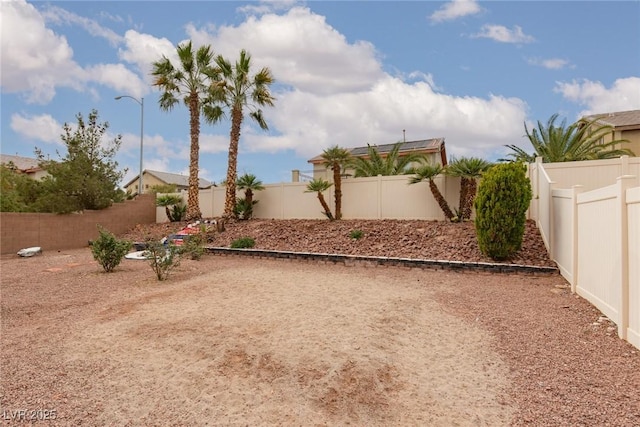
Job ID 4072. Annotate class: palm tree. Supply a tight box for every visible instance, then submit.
[504,114,634,163]
[235,173,264,219]
[305,178,334,220]
[321,145,352,220]
[351,143,427,177]
[236,173,264,207]
[207,49,275,218]
[408,162,455,221]
[446,156,492,221]
[151,41,217,221]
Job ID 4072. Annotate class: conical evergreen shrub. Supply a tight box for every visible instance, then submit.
[474,162,532,260]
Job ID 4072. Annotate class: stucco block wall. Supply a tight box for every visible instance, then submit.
[0,194,156,254]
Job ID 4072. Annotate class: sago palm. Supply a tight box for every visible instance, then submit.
[321,145,352,220]
[446,156,492,221]
[408,162,455,221]
[305,178,334,220]
[504,114,633,163]
[151,41,218,221]
[351,143,426,177]
[207,49,275,218]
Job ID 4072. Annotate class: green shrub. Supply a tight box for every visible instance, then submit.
[230,237,255,249]
[180,231,206,260]
[146,240,180,281]
[474,162,532,260]
[233,197,257,220]
[349,229,364,240]
[91,226,131,272]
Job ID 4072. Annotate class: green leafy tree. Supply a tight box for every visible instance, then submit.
[305,178,334,220]
[504,114,634,163]
[321,145,352,220]
[152,41,218,221]
[35,110,125,213]
[1,163,29,212]
[475,163,532,260]
[149,183,178,194]
[446,156,492,221]
[351,143,426,177]
[206,49,275,218]
[408,162,455,221]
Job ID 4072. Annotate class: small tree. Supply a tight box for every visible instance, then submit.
[235,173,265,220]
[475,163,532,260]
[446,156,492,221]
[157,194,186,222]
[146,240,181,281]
[321,145,351,220]
[408,162,455,221]
[91,226,131,272]
[351,143,426,177]
[305,178,334,220]
[35,110,125,213]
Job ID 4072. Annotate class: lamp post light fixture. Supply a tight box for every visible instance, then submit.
[115,95,144,195]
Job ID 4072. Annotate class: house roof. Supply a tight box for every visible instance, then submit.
[0,154,41,172]
[581,110,640,131]
[124,169,213,189]
[308,138,447,164]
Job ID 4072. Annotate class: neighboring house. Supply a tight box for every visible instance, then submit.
[580,110,640,156]
[123,169,213,195]
[306,138,447,181]
[0,154,48,180]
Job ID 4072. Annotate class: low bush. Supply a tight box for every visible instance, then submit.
[180,231,206,260]
[230,237,255,249]
[91,226,131,272]
[146,240,180,281]
[349,229,364,240]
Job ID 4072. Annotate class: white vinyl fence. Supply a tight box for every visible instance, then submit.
[530,156,640,349]
[158,174,461,222]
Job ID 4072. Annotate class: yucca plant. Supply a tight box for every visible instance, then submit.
[408,162,455,221]
[446,156,492,221]
[305,178,334,220]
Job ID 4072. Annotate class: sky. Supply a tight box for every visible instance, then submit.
[1,0,639,186]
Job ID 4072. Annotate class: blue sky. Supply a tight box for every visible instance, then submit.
[2,0,639,186]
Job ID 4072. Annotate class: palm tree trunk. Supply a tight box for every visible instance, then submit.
[245,188,253,206]
[463,179,478,220]
[458,177,469,221]
[333,164,342,220]
[224,106,243,218]
[429,179,454,220]
[186,94,202,221]
[317,193,334,220]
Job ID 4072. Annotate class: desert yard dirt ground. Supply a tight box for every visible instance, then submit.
[1,241,639,426]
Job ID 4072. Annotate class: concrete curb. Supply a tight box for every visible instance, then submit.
[205,247,559,275]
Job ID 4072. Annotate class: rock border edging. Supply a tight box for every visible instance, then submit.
[205,247,559,275]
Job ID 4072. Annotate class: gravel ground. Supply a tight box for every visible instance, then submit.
[1,219,639,426]
[121,218,556,267]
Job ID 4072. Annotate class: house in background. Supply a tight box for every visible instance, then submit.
[303,138,447,181]
[123,169,213,195]
[0,154,48,180]
[580,110,640,156]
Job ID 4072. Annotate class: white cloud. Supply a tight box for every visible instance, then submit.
[429,0,482,23]
[86,63,147,98]
[10,113,63,145]
[41,4,123,46]
[185,7,385,95]
[472,25,535,44]
[0,0,85,103]
[527,57,572,70]
[554,77,640,118]
[247,74,527,160]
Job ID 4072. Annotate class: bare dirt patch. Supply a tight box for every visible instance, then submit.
[1,220,639,426]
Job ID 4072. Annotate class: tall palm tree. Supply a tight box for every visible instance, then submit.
[305,178,334,220]
[321,145,352,220]
[408,162,455,221]
[151,41,217,221]
[236,173,264,207]
[207,49,275,218]
[504,114,634,163]
[351,143,427,177]
[446,156,492,221]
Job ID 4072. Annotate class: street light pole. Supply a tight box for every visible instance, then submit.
[115,95,144,195]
